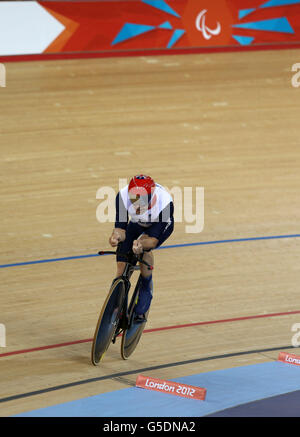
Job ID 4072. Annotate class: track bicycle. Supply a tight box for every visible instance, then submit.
[91,245,153,365]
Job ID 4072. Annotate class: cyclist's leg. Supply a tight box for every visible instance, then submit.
[138,235,155,274]
[134,221,174,319]
[134,235,154,317]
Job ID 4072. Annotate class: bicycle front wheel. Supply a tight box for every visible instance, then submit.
[91,279,126,365]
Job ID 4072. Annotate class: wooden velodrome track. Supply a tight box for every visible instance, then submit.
[1,48,300,417]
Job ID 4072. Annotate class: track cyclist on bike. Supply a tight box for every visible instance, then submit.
[109,175,174,323]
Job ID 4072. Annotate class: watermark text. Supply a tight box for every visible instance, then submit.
[291,323,300,347]
[0,64,6,88]
[0,324,6,347]
[96,179,204,234]
[291,63,300,88]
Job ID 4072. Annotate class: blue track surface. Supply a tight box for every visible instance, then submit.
[208,389,300,417]
[16,361,300,417]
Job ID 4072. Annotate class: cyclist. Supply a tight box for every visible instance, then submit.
[109,175,174,323]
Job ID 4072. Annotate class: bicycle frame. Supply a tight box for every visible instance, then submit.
[98,246,153,343]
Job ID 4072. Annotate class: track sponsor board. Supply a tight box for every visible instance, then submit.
[278,351,300,366]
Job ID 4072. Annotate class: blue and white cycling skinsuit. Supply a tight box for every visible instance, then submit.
[114,182,174,261]
[114,183,174,317]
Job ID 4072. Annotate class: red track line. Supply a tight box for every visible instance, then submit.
[0,338,92,358]
[144,310,300,333]
[1,310,299,358]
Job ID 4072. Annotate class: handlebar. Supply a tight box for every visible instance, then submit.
[98,246,154,271]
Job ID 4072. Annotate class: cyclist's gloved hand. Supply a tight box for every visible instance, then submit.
[109,236,120,247]
[132,239,143,255]
[109,229,126,247]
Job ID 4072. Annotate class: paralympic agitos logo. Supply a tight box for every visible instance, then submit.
[195,9,221,40]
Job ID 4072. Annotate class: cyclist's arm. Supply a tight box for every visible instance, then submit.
[139,236,159,250]
[132,235,158,255]
[115,192,128,229]
[109,228,126,247]
[146,202,174,239]
[133,202,174,253]
[109,193,128,247]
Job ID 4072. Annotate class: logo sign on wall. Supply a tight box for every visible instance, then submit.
[0,0,300,57]
[195,10,221,41]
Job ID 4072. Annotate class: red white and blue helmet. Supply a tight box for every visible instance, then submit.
[128,174,156,206]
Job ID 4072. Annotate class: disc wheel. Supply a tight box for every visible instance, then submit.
[91,279,125,365]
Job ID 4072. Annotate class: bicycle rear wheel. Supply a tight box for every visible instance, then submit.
[121,275,149,360]
[91,278,126,365]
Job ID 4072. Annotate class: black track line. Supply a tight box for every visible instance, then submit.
[0,344,296,404]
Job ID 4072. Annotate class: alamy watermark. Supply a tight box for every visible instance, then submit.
[0,323,6,347]
[96,178,204,234]
[291,63,300,88]
[0,64,6,88]
[291,323,300,347]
